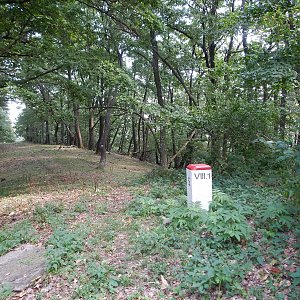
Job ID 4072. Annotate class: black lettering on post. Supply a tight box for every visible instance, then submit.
[194,173,206,179]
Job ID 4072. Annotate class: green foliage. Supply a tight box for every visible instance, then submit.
[33,202,65,225]
[75,262,120,298]
[168,205,204,230]
[46,228,86,273]
[94,202,108,215]
[0,220,37,255]
[128,168,298,298]
[0,284,13,300]
[179,249,251,297]
[0,107,15,143]
[257,201,295,232]
[205,208,251,243]
[290,268,300,286]
[127,195,180,217]
[210,189,236,211]
[73,200,88,213]
[133,226,179,256]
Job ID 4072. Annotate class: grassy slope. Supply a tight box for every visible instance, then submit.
[0,143,156,299]
[0,143,299,300]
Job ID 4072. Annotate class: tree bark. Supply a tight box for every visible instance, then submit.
[279,87,287,140]
[88,107,95,150]
[131,113,138,157]
[150,30,168,167]
[73,101,84,148]
[99,91,117,168]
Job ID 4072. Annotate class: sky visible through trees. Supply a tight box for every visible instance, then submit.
[0,1,299,298]
[0,0,299,168]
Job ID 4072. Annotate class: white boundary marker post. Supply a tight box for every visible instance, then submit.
[186,164,212,210]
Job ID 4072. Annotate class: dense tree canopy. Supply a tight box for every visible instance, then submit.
[0,0,299,171]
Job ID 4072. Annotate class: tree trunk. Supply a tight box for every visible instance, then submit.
[150,30,168,167]
[131,114,138,157]
[99,92,117,168]
[54,122,59,145]
[279,87,287,140]
[73,102,84,148]
[45,120,50,144]
[140,127,149,161]
[96,114,104,154]
[118,116,127,153]
[88,107,95,150]
[139,85,149,161]
[109,122,121,151]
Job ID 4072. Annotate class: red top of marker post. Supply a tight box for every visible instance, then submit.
[186,164,211,170]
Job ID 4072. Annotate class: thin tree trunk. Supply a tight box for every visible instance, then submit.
[67,70,83,148]
[99,92,117,168]
[96,114,104,154]
[138,85,149,160]
[73,102,84,148]
[88,107,95,150]
[45,120,50,144]
[54,123,59,145]
[279,87,287,139]
[131,114,138,157]
[109,122,121,151]
[119,116,127,153]
[127,136,133,155]
[140,127,149,161]
[151,30,168,167]
[60,121,64,144]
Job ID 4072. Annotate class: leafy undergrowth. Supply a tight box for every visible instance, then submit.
[0,143,299,299]
[126,169,300,299]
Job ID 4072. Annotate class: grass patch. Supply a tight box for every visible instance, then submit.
[0,220,38,255]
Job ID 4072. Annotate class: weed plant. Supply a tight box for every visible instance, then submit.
[33,202,65,226]
[46,227,88,273]
[0,284,12,300]
[126,168,299,298]
[74,262,120,298]
[0,220,37,255]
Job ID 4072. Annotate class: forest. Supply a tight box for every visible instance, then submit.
[0,0,299,299]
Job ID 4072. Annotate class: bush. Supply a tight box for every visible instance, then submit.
[205,208,251,243]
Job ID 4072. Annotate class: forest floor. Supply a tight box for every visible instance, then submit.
[0,143,299,300]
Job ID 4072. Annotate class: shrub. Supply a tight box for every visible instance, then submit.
[205,208,251,243]
[168,205,205,230]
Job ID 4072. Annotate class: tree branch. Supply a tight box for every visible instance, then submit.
[168,129,197,168]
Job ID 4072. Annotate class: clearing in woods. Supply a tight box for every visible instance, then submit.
[0,143,165,299]
[0,143,299,300]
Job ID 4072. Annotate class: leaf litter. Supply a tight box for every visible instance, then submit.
[0,143,299,299]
